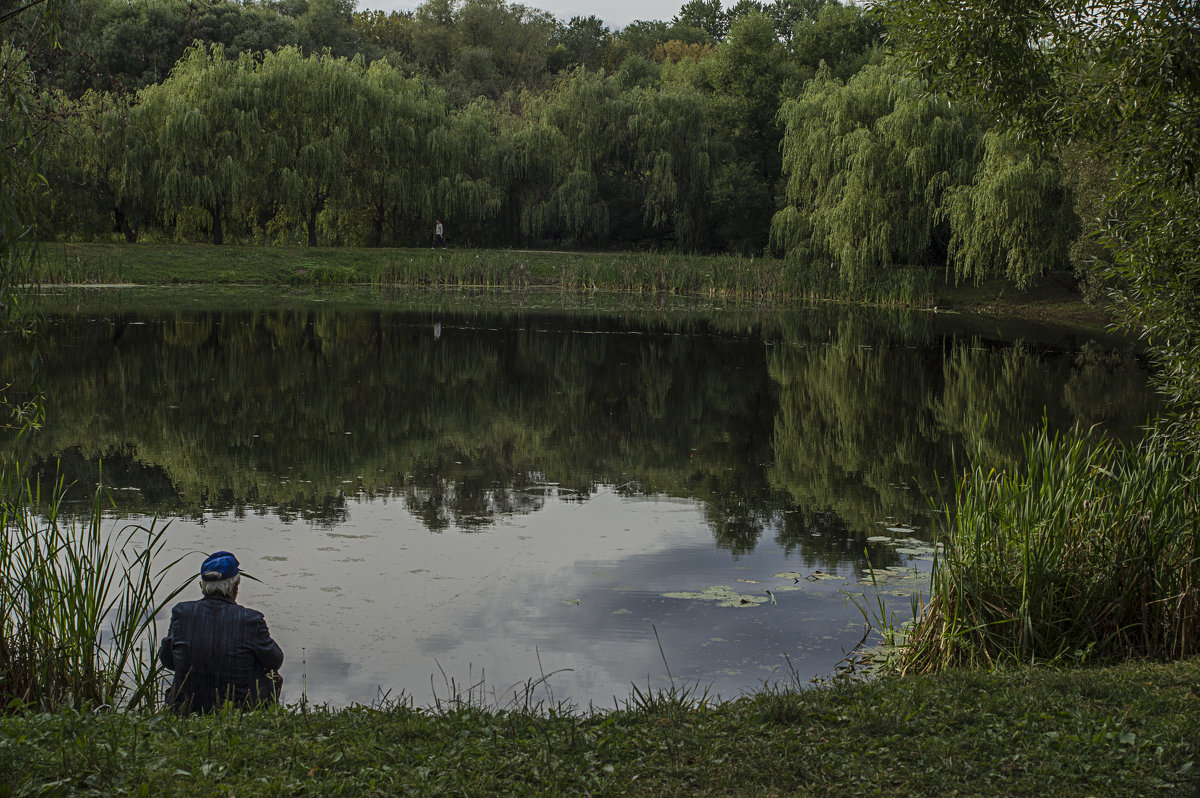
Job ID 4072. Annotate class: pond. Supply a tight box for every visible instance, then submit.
[3,286,1159,709]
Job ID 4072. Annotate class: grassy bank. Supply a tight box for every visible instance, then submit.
[2,660,1198,796]
[36,242,1100,317]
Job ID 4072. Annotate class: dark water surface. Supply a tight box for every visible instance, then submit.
[4,287,1159,707]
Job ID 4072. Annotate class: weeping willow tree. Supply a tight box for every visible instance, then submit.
[127,44,486,247]
[39,90,157,243]
[883,0,1200,448]
[773,56,1079,289]
[254,47,366,247]
[942,132,1075,288]
[336,61,448,246]
[431,98,503,245]
[772,59,981,286]
[135,45,260,245]
[503,68,619,244]
[625,82,715,249]
[0,42,44,429]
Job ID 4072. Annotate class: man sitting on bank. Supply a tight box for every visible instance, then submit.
[159,551,284,712]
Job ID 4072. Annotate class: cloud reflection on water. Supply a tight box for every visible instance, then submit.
[154,489,899,709]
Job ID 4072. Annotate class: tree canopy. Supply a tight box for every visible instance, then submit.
[882,0,1200,444]
[8,0,1148,298]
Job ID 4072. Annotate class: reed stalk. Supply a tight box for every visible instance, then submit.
[0,466,188,712]
[899,425,1200,673]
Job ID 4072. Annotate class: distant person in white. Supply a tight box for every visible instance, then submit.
[434,219,444,248]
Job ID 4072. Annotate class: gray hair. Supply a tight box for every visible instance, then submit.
[200,573,241,597]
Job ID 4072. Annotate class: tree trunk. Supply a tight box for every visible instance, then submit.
[371,204,386,248]
[211,203,225,246]
[307,204,319,247]
[113,207,138,243]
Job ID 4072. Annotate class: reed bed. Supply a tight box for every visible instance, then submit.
[44,242,941,306]
[37,249,129,284]
[899,426,1200,673]
[368,250,936,307]
[0,467,187,712]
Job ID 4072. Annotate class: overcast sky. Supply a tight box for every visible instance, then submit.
[356,0,700,30]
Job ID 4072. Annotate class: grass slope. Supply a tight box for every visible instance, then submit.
[2,660,1198,796]
[39,242,1108,320]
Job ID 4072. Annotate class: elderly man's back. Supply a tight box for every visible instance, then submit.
[159,551,284,713]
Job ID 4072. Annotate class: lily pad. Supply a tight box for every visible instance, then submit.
[716,595,769,608]
[661,584,773,608]
[807,571,844,581]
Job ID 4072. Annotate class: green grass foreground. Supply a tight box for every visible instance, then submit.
[2,661,1198,796]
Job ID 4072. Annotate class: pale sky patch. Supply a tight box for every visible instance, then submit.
[355,0,717,31]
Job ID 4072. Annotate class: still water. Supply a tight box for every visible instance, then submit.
[4,287,1159,708]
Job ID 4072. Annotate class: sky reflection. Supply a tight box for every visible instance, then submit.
[153,489,914,709]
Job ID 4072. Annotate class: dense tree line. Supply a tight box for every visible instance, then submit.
[15,0,1090,284]
[882,0,1200,450]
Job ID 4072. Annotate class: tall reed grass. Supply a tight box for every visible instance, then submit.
[38,249,128,284]
[0,467,187,712]
[900,425,1200,673]
[366,250,936,306]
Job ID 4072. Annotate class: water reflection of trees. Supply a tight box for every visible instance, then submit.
[2,304,1156,560]
[767,314,1159,550]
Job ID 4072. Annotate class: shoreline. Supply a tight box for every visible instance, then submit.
[38,240,1114,324]
[2,658,1197,794]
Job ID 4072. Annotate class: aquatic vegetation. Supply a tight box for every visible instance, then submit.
[662,585,770,607]
[899,426,1200,672]
[46,242,938,307]
[0,467,187,712]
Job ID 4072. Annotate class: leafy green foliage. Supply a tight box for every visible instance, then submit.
[28,0,308,96]
[881,0,1200,445]
[901,426,1200,671]
[0,469,188,712]
[674,0,728,40]
[136,45,259,245]
[943,132,1076,289]
[773,59,975,283]
[774,58,1074,288]
[0,37,49,429]
[16,0,1114,284]
[787,0,882,81]
[699,11,799,253]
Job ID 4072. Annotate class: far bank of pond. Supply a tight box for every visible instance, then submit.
[39,242,1109,326]
[2,285,1157,707]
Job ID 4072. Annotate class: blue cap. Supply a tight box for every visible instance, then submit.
[201,551,240,581]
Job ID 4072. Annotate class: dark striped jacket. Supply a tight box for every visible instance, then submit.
[159,593,284,712]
